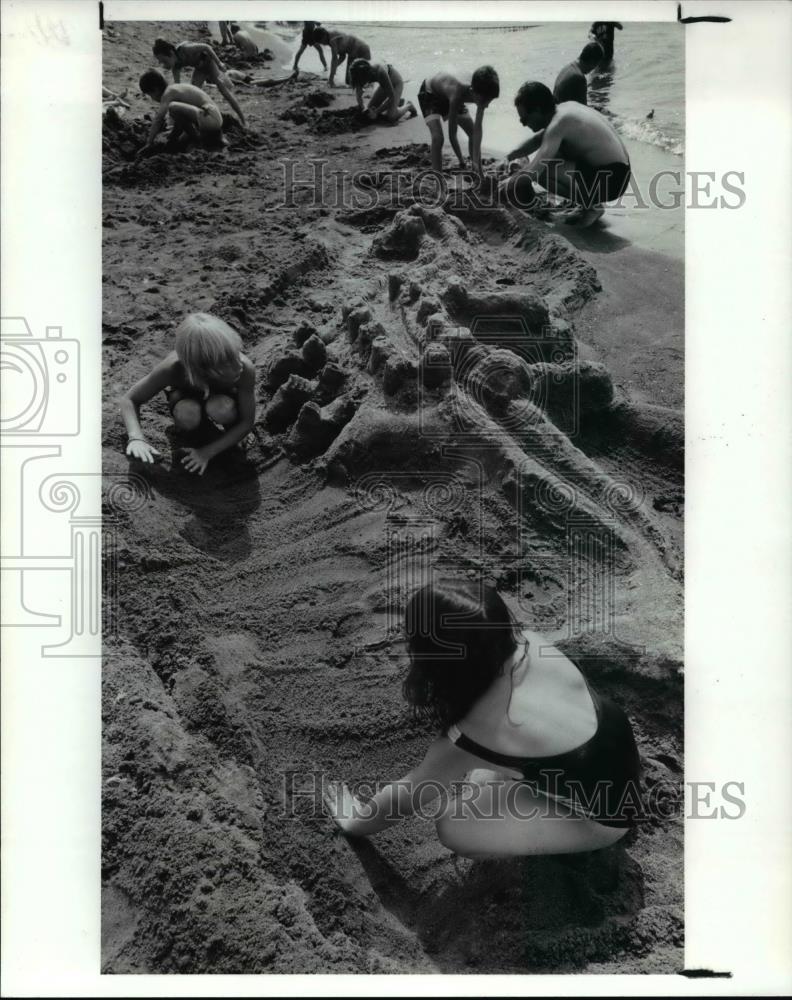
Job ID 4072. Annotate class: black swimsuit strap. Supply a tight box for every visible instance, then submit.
[447,665,603,769]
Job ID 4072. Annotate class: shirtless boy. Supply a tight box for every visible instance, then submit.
[553,42,604,105]
[292,21,330,78]
[502,81,631,227]
[417,68,500,176]
[349,59,417,123]
[312,27,371,87]
[137,69,225,154]
[230,24,259,58]
[152,38,247,128]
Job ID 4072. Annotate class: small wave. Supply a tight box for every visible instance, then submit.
[613,115,684,157]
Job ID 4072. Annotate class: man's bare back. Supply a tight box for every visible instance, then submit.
[553,63,587,105]
[551,101,628,167]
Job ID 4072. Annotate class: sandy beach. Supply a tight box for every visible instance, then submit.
[102,21,684,975]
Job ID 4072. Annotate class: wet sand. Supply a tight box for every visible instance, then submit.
[102,21,684,975]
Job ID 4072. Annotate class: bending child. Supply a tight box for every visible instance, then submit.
[137,70,225,153]
[312,27,371,87]
[324,581,642,856]
[152,37,247,128]
[417,68,499,176]
[348,59,416,123]
[292,21,329,79]
[120,313,256,476]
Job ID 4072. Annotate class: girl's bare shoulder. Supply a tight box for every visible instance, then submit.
[158,350,180,371]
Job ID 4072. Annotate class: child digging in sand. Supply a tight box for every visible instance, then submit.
[312,26,371,87]
[324,581,642,856]
[137,70,225,154]
[348,58,417,124]
[291,21,329,79]
[120,313,256,476]
[417,68,499,177]
[152,37,247,128]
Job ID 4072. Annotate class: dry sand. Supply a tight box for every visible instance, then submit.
[102,22,684,974]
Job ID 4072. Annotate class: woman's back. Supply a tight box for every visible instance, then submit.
[459,630,599,758]
[452,628,641,830]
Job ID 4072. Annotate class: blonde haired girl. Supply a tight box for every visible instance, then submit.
[119,313,255,475]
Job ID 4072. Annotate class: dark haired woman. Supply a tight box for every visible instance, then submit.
[324,581,641,857]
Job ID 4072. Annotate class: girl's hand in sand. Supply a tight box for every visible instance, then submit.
[323,780,360,834]
[126,438,160,463]
[181,447,211,475]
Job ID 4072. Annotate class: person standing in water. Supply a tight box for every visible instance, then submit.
[553,41,604,105]
[589,21,623,66]
[323,581,642,855]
